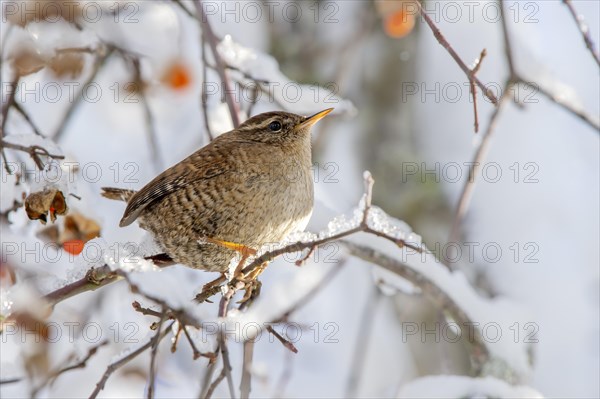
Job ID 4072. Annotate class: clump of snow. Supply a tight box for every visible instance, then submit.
[104,252,158,273]
[360,236,534,381]
[0,284,50,319]
[0,289,14,317]
[397,375,543,398]
[217,35,356,116]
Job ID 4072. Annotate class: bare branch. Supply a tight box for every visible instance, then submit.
[89,322,174,399]
[344,286,383,397]
[517,78,600,132]
[217,288,237,399]
[470,49,487,133]
[342,241,490,372]
[132,57,164,171]
[448,90,510,245]
[266,325,298,354]
[53,48,115,141]
[273,261,346,323]
[132,301,215,361]
[239,340,254,399]
[44,264,119,308]
[563,0,600,67]
[48,340,109,382]
[200,34,214,141]
[13,102,44,136]
[194,0,241,128]
[415,1,499,105]
[499,2,517,78]
[0,378,21,385]
[3,340,109,391]
[171,0,196,18]
[204,368,226,399]
[1,75,20,136]
[499,1,598,132]
[273,350,294,398]
[32,340,109,396]
[147,308,167,399]
[0,140,64,169]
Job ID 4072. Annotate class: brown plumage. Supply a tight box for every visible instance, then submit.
[102,109,332,272]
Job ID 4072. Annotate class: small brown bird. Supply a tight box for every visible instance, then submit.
[102,109,332,273]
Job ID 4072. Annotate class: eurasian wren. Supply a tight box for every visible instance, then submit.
[102,109,332,272]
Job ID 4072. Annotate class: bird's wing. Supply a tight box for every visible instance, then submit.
[119,151,230,227]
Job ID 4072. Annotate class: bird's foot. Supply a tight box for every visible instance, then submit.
[195,273,226,303]
[238,279,262,305]
[235,261,268,283]
[235,262,267,305]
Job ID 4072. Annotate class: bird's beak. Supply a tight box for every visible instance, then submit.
[295,108,334,130]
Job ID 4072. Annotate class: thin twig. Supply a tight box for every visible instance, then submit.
[470,49,487,133]
[53,48,115,141]
[217,289,236,399]
[182,324,213,360]
[0,23,14,72]
[448,90,510,245]
[1,148,11,174]
[198,344,220,399]
[0,378,21,385]
[563,0,600,67]
[32,341,109,396]
[273,261,346,323]
[415,1,498,105]
[147,308,167,399]
[122,273,203,330]
[1,75,19,136]
[5,340,109,391]
[89,322,174,399]
[48,340,109,382]
[0,140,64,169]
[194,0,241,128]
[200,33,214,141]
[55,46,97,55]
[342,241,490,373]
[273,349,294,398]
[344,285,383,397]
[171,0,196,18]
[266,325,298,354]
[204,368,226,399]
[517,78,600,132]
[13,102,44,136]
[132,58,164,171]
[498,2,516,77]
[132,301,215,361]
[240,340,254,399]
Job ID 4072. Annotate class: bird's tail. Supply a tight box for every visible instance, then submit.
[101,187,136,202]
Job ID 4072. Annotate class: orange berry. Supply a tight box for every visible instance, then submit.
[384,10,415,38]
[63,239,85,255]
[163,62,192,90]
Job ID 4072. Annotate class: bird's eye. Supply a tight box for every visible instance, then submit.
[268,121,282,132]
